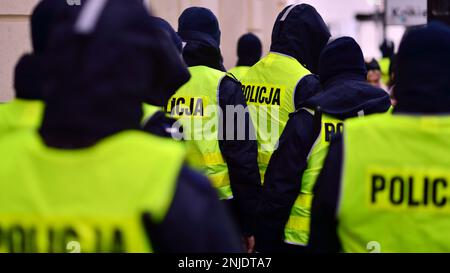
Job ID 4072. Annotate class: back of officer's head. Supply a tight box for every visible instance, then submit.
[318,37,367,84]
[15,0,76,100]
[42,0,189,137]
[237,33,262,67]
[395,22,450,113]
[31,0,75,54]
[270,4,330,74]
[178,7,221,48]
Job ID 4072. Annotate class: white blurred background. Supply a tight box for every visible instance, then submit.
[290,0,406,59]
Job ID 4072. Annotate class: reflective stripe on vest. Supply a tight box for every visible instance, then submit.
[284,112,344,246]
[167,66,232,200]
[339,114,450,252]
[0,99,43,135]
[241,52,310,180]
[0,130,185,253]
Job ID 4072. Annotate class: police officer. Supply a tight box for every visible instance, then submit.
[169,7,261,251]
[255,37,391,253]
[228,33,262,81]
[0,0,241,253]
[241,4,331,181]
[309,22,450,253]
[0,0,69,135]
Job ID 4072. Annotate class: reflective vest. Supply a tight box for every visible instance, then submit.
[0,99,43,135]
[339,114,450,253]
[241,52,311,180]
[284,111,344,246]
[166,66,232,200]
[0,130,185,253]
[228,66,250,81]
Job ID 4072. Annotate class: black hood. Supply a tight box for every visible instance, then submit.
[319,37,368,84]
[270,4,330,74]
[40,0,190,148]
[236,33,262,67]
[303,37,390,119]
[394,22,450,114]
[178,7,225,71]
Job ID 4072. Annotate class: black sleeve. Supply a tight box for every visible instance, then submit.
[308,134,343,253]
[293,74,322,109]
[218,76,262,236]
[256,110,319,252]
[144,165,243,253]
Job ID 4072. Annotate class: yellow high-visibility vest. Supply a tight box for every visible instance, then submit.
[228,66,250,81]
[241,52,311,180]
[339,114,450,252]
[0,130,185,253]
[167,66,232,200]
[285,111,343,246]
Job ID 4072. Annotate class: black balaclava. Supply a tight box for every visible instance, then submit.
[236,33,262,67]
[395,22,450,114]
[40,0,190,149]
[270,4,331,74]
[14,0,75,100]
[177,7,225,71]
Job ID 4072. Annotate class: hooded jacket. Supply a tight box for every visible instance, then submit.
[19,0,240,252]
[246,4,330,110]
[309,23,450,253]
[255,37,391,252]
[270,4,330,75]
[176,7,261,236]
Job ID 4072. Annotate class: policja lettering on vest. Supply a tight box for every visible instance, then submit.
[242,84,282,106]
[167,96,206,117]
[370,172,450,209]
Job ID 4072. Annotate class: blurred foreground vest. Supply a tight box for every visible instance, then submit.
[241,52,310,180]
[339,114,450,252]
[0,130,184,253]
[167,66,232,200]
